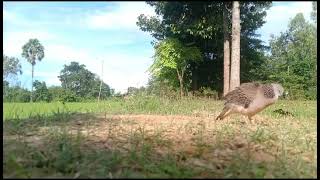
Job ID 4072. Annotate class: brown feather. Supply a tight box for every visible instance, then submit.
[261,84,275,98]
[223,82,261,108]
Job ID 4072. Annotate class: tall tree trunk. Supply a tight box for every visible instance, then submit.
[31,64,34,102]
[223,5,231,96]
[177,69,184,98]
[230,1,241,91]
[191,68,198,92]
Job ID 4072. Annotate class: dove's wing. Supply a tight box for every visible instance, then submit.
[223,83,260,108]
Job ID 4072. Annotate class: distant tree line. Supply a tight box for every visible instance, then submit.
[3,60,114,102]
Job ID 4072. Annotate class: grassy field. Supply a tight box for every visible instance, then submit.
[3,97,317,178]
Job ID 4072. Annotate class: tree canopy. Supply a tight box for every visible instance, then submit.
[137,2,272,95]
[3,55,22,81]
[33,80,52,102]
[151,38,202,96]
[261,13,317,99]
[22,39,45,66]
[58,61,111,100]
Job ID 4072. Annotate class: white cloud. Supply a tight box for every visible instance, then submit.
[3,5,87,30]
[45,77,61,86]
[265,2,312,24]
[3,9,17,22]
[257,2,313,44]
[99,53,153,93]
[21,43,153,93]
[3,8,40,28]
[45,44,92,64]
[3,31,57,57]
[86,2,156,30]
[104,70,150,93]
[3,2,156,93]
[24,70,57,78]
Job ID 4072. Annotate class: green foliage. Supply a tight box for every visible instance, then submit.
[21,39,45,66]
[3,80,9,97]
[3,55,22,81]
[58,61,111,100]
[311,2,317,24]
[61,89,79,102]
[87,77,111,100]
[151,38,202,96]
[3,85,30,102]
[263,13,317,100]
[47,86,66,101]
[58,61,94,96]
[137,2,272,93]
[48,86,79,102]
[151,38,202,75]
[194,87,219,99]
[127,87,140,95]
[33,80,52,102]
[146,79,179,98]
[48,86,76,102]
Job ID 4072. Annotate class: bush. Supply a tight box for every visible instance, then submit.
[3,86,30,102]
[147,80,179,99]
[192,87,219,99]
[61,90,79,102]
[304,87,317,100]
[33,80,52,102]
[48,86,65,102]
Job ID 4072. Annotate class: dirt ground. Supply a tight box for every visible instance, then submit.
[4,112,315,177]
[27,113,279,170]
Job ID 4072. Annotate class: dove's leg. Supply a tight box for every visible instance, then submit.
[216,107,230,120]
[247,113,258,123]
[216,106,233,120]
[247,115,253,123]
[221,109,233,119]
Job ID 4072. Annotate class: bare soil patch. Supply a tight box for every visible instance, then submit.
[54,114,278,165]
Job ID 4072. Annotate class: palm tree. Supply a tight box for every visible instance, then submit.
[230,1,240,91]
[22,39,45,102]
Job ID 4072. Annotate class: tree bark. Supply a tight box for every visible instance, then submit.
[223,5,231,96]
[31,64,34,102]
[191,68,198,92]
[230,1,241,91]
[177,68,184,98]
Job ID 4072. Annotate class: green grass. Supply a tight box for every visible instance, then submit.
[4,98,316,120]
[3,97,317,178]
[3,96,225,120]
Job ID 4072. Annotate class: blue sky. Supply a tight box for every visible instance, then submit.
[3,1,314,93]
